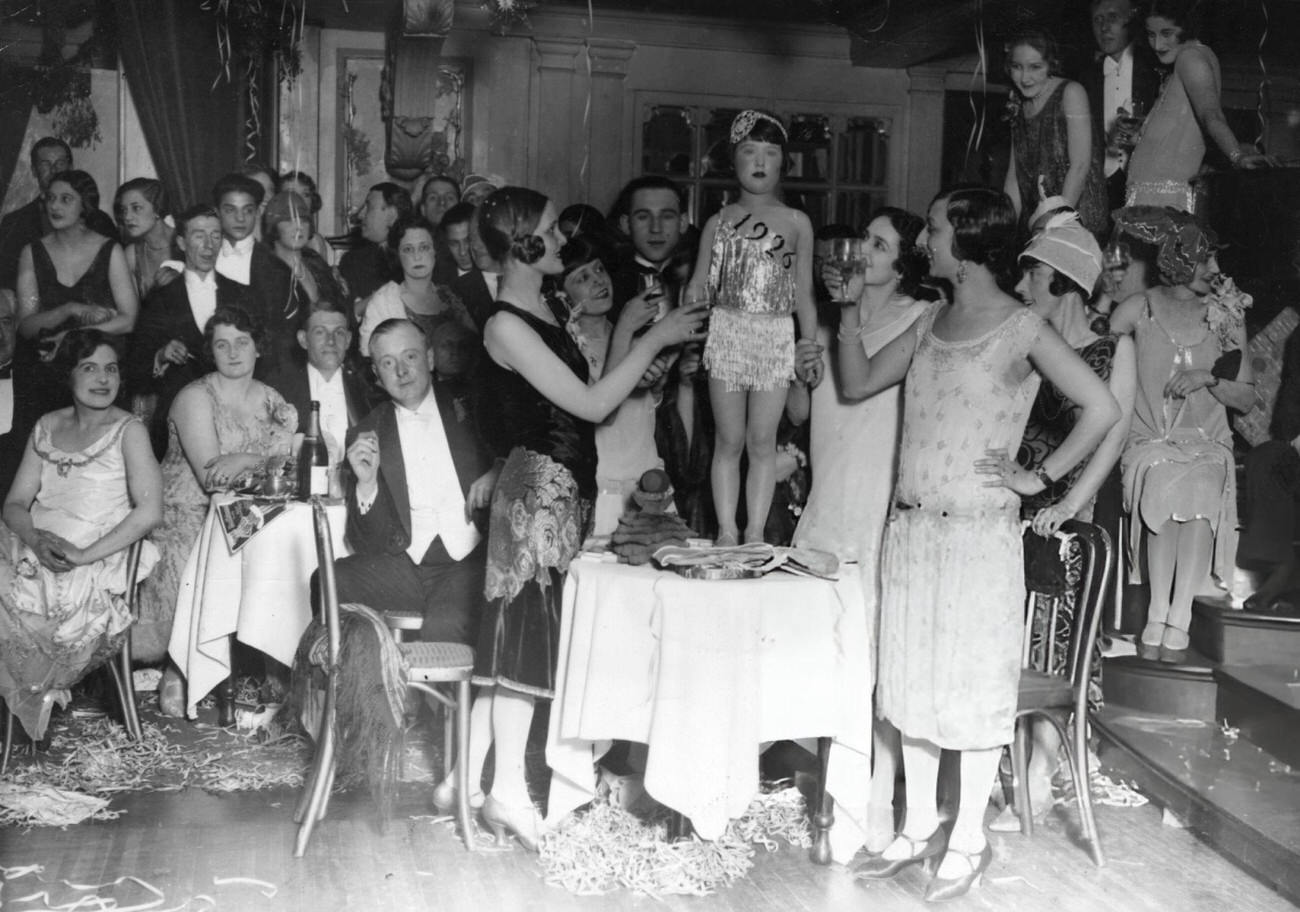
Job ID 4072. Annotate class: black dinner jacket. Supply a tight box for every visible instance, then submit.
[0,197,118,290]
[268,357,377,437]
[221,242,304,368]
[1082,43,1162,210]
[344,383,494,560]
[451,268,497,331]
[126,271,244,456]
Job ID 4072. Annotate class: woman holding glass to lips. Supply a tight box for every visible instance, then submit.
[1126,0,1270,211]
[811,187,1116,902]
[799,208,929,856]
[136,306,296,719]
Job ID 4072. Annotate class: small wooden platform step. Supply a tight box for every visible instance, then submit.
[1216,663,1300,769]
[1102,650,1218,721]
[1095,705,1300,906]
[1192,596,1300,666]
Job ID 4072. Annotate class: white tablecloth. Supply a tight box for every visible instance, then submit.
[168,495,349,716]
[545,558,875,863]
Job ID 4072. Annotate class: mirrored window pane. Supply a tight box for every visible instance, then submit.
[701,108,742,177]
[835,191,885,232]
[785,115,831,184]
[785,189,829,226]
[642,106,694,177]
[838,117,889,185]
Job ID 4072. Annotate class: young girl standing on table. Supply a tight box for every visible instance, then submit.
[686,110,822,546]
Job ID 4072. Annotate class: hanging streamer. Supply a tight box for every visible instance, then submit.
[578,0,595,190]
[964,0,988,172]
[1255,0,1269,149]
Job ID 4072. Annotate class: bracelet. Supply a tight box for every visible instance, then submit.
[1034,465,1054,489]
[837,323,864,343]
[1228,148,1243,165]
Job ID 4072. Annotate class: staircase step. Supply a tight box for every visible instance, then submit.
[1102,650,1218,721]
[1215,663,1300,769]
[1191,596,1300,665]
[1095,704,1300,905]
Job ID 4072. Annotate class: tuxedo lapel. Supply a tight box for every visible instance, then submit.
[433,381,477,496]
[376,404,412,537]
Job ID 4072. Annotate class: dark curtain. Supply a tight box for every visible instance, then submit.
[0,83,32,206]
[115,0,244,211]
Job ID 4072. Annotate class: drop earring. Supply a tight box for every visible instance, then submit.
[956,260,968,284]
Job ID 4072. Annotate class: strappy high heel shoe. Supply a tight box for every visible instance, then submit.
[853,827,946,880]
[480,794,544,852]
[924,842,992,902]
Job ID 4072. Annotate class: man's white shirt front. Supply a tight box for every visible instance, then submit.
[358,391,480,563]
[184,268,219,333]
[216,235,255,285]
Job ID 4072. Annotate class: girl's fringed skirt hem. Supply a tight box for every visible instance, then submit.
[703,306,796,392]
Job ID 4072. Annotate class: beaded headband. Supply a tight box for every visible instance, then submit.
[1112,205,1218,286]
[730,110,788,144]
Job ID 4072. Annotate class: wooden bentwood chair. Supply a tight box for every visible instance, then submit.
[2,540,146,774]
[294,499,475,856]
[1009,519,1112,867]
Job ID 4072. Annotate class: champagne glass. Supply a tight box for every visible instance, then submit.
[1116,99,1146,151]
[826,238,860,304]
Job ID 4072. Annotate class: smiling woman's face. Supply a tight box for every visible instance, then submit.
[70,344,120,409]
[563,259,613,316]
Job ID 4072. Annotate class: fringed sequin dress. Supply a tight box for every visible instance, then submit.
[876,304,1044,750]
[473,304,595,698]
[703,211,797,392]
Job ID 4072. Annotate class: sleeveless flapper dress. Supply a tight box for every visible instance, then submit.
[876,303,1044,749]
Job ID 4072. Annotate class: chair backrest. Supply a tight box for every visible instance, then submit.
[311,499,341,670]
[1022,519,1114,697]
[124,539,144,619]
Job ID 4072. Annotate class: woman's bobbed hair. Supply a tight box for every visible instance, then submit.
[478,187,550,265]
[114,177,171,221]
[57,328,120,382]
[871,206,928,299]
[1003,27,1064,77]
[940,186,1021,291]
[387,213,439,259]
[203,305,266,365]
[48,170,99,219]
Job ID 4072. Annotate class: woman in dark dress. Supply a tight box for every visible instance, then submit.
[455,187,706,850]
[14,170,139,434]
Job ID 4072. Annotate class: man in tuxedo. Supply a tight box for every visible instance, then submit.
[0,137,118,290]
[211,172,302,367]
[440,202,476,278]
[1081,0,1161,213]
[127,204,241,457]
[268,305,375,458]
[608,176,686,320]
[451,209,501,331]
[338,182,412,308]
[334,318,499,643]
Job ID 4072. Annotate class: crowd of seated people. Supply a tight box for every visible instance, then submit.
[0,0,1289,900]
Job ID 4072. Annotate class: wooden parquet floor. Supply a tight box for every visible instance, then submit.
[5,770,1298,911]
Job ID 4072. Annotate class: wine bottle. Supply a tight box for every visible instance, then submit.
[298,400,329,500]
